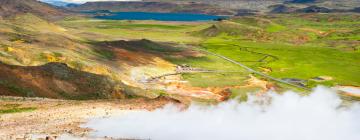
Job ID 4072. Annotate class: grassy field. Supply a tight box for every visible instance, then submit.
[58,14,360,89]
[165,52,251,87]
[202,35,360,87]
[197,14,360,87]
[58,18,212,43]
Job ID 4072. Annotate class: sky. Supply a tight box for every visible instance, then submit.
[42,0,142,4]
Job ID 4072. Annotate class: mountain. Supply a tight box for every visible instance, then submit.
[67,0,360,15]
[352,7,360,13]
[288,0,317,3]
[269,5,356,13]
[39,0,77,7]
[295,6,331,13]
[67,1,235,15]
[0,0,68,20]
[269,4,298,13]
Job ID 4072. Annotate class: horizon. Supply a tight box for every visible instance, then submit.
[39,0,143,4]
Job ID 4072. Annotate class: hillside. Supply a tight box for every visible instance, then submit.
[0,11,232,102]
[67,0,360,15]
[0,0,68,20]
[0,62,122,99]
[149,0,360,11]
[67,1,235,15]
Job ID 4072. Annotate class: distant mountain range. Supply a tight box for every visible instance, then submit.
[65,0,360,15]
[0,0,359,20]
[39,0,80,7]
[288,0,316,3]
[39,0,76,7]
[67,1,235,15]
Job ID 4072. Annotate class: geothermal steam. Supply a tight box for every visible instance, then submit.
[84,86,360,140]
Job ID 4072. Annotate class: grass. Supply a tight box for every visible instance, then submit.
[93,48,115,60]
[1,13,359,100]
[266,23,286,33]
[165,52,251,87]
[117,13,360,89]
[0,103,36,115]
[181,73,249,87]
[58,19,212,43]
[230,87,263,101]
[200,30,360,87]
[0,107,36,115]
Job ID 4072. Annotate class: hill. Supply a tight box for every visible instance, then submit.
[39,0,77,7]
[289,0,316,3]
[67,1,235,15]
[0,0,68,20]
[145,0,360,11]
[67,0,360,15]
[0,62,122,99]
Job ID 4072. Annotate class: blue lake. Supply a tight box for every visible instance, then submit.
[93,12,226,21]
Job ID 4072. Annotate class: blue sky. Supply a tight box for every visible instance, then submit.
[41,0,142,4]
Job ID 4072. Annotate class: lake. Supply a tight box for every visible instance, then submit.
[93,12,226,21]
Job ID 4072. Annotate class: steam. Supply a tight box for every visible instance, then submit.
[84,86,360,140]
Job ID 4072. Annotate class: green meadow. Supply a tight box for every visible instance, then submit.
[59,13,360,89]
[58,19,212,43]
[202,35,360,87]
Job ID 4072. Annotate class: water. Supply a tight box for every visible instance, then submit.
[93,12,226,21]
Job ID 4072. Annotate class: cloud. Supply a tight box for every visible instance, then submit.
[83,86,360,140]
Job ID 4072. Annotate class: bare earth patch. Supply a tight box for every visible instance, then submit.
[0,96,174,140]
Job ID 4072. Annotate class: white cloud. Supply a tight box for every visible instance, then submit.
[83,86,360,140]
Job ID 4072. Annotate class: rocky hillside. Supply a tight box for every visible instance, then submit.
[0,0,68,20]
[0,62,124,99]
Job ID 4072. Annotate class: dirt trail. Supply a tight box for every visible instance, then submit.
[0,96,174,140]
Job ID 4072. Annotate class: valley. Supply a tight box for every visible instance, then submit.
[0,0,360,139]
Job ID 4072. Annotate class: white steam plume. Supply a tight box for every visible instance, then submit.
[84,86,360,140]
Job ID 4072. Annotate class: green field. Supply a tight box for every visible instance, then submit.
[58,19,212,43]
[1,13,357,99]
[202,35,360,87]
[59,14,360,89]
[173,14,360,88]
